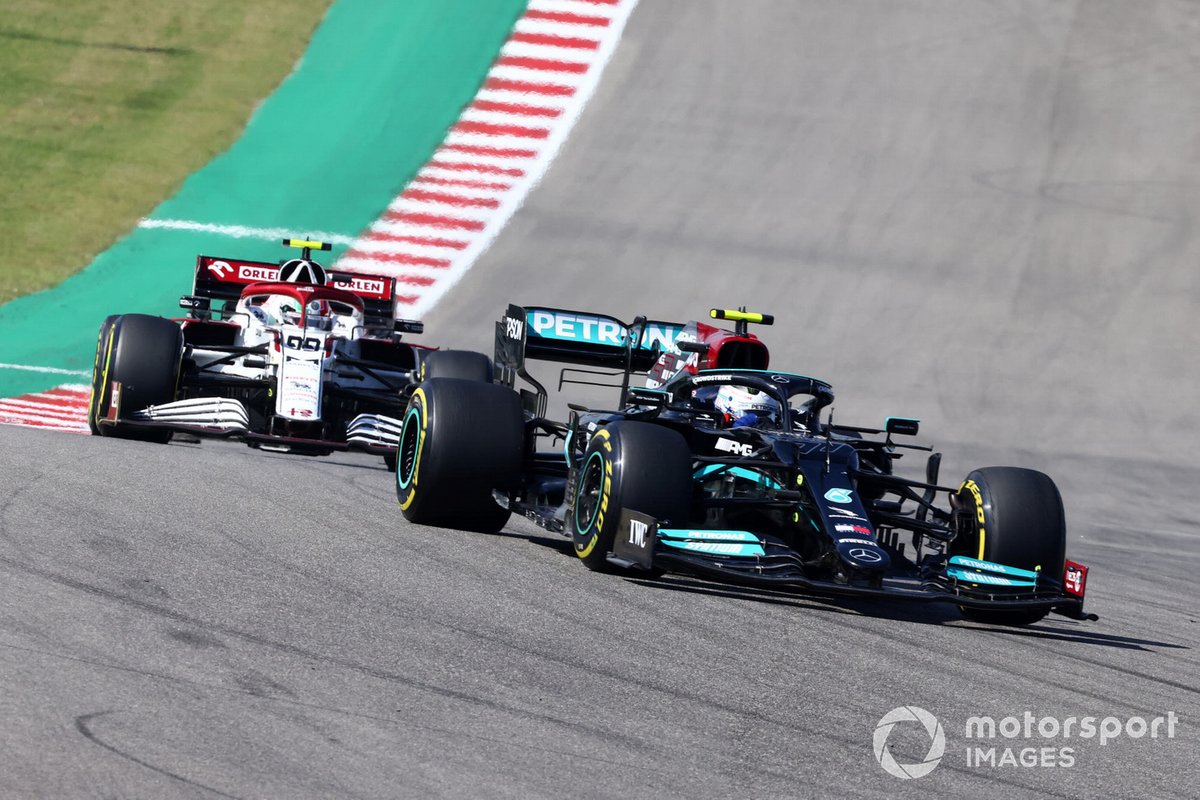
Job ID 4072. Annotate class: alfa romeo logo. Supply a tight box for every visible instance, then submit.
[873,706,945,779]
[207,260,233,279]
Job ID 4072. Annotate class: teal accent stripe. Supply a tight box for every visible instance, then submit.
[693,464,782,488]
[574,451,605,534]
[658,529,762,543]
[662,539,766,558]
[946,567,1038,588]
[395,404,422,490]
[948,555,1040,580]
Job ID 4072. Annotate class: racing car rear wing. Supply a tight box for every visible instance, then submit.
[495,304,687,416]
[186,256,403,334]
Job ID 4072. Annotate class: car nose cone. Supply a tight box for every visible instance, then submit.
[835,540,890,571]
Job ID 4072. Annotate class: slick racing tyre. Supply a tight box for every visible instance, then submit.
[420,350,493,383]
[87,315,120,436]
[391,349,493,474]
[89,314,183,444]
[571,421,692,572]
[953,466,1067,626]
[396,378,522,532]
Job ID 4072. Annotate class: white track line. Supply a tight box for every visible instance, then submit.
[0,363,90,376]
[4,0,640,433]
[137,219,356,246]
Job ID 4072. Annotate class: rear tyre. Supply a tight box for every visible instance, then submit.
[396,378,522,532]
[420,350,493,383]
[89,314,182,444]
[570,421,692,572]
[953,466,1067,626]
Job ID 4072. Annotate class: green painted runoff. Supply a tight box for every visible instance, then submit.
[0,0,524,397]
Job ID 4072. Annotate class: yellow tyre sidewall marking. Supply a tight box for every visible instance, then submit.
[398,389,427,511]
[959,478,987,560]
[575,429,613,558]
[89,325,116,428]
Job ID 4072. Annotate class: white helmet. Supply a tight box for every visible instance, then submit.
[254,294,302,327]
[714,384,780,428]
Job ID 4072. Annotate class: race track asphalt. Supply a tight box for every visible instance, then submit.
[3,1,1198,797]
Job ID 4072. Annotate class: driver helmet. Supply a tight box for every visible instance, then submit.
[714,384,780,428]
[257,294,302,326]
[278,258,327,286]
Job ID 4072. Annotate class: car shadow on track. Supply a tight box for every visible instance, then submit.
[622,575,1187,651]
[493,524,1188,652]
[256,451,390,472]
[492,527,578,556]
[624,574,962,622]
[956,623,1188,652]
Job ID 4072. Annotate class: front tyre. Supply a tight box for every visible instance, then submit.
[571,421,692,571]
[89,314,182,443]
[953,466,1067,626]
[396,378,522,532]
[87,315,120,436]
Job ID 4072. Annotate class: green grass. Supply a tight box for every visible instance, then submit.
[0,0,332,304]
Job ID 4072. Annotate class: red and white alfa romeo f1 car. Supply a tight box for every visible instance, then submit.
[88,239,490,463]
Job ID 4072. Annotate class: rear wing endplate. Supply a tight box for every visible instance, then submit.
[495,304,686,415]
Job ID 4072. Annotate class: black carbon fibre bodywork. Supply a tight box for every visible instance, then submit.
[483,305,1095,622]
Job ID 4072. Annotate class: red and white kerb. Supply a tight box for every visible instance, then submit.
[335,0,641,316]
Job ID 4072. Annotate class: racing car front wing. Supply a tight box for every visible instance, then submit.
[131,397,250,432]
[109,399,402,456]
[609,509,1097,621]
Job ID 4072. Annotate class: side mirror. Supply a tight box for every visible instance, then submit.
[676,340,708,354]
[179,295,210,311]
[885,417,920,436]
[394,319,424,335]
[626,387,668,408]
[179,296,211,319]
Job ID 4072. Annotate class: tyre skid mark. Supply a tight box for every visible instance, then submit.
[0,639,659,774]
[0,553,652,749]
[75,711,241,799]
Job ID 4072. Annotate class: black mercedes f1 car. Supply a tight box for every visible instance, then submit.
[394,304,1094,625]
